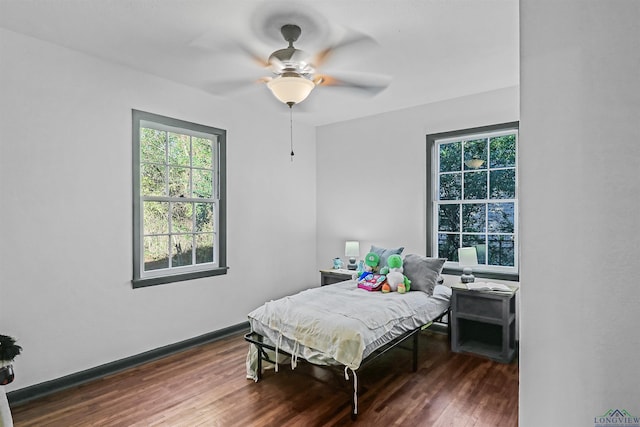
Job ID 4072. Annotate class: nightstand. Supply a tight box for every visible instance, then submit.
[450,283,517,363]
[319,269,355,286]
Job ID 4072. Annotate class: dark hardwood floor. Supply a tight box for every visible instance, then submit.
[10,330,518,426]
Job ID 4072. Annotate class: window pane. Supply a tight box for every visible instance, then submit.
[438,204,460,232]
[168,133,190,166]
[171,202,193,233]
[192,137,213,169]
[439,173,461,200]
[168,166,191,197]
[462,235,487,264]
[439,142,461,172]
[141,164,166,196]
[462,203,486,232]
[464,138,487,170]
[143,201,169,235]
[490,134,516,168]
[144,235,169,271]
[488,202,514,233]
[195,203,214,232]
[490,169,516,199]
[438,233,460,261]
[195,233,214,264]
[464,171,487,200]
[476,243,487,265]
[488,235,515,266]
[140,128,166,164]
[172,235,193,267]
[193,169,213,198]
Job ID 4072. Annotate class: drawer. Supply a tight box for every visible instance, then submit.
[454,292,503,321]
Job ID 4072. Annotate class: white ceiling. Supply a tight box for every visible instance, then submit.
[0,0,519,126]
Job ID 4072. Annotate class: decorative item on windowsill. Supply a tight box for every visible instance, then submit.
[345,241,360,270]
[458,247,478,284]
[0,334,22,386]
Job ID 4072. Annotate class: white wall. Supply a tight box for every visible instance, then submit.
[519,2,640,426]
[0,28,317,390]
[315,87,519,270]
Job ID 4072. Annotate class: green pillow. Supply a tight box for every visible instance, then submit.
[402,254,446,295]
[370,245,404,269]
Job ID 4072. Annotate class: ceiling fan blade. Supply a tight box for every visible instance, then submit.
[189,32,271,69]
[235,43,271,69]
[314,73,391,96]
[312,29,378,68]
[205,77,270,96]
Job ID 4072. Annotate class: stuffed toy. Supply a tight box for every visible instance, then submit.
[357,252,386,291]
[380,254,411,293]
[357,252,380,281]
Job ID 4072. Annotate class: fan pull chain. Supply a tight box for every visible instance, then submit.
[289,104,294,161]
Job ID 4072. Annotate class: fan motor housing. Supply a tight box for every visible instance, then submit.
[281,24,302,44]
[268,47,313,74]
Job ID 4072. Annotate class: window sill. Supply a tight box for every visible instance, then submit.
[132,267,229,288]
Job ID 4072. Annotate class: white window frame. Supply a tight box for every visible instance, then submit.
[427,122,519,280]
[132,110,227,288]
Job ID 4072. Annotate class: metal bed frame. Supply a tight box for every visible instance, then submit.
[244,309,449,420]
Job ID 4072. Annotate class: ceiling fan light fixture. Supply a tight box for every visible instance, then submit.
[465,158,485,169]
[267,75,315,105]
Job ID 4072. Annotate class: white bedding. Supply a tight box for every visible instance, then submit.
[247,280,451,377]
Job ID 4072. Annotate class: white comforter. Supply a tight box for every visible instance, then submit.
[247,280,451,372]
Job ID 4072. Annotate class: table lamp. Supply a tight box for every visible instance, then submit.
[458,247,478,283]
[345,241,360,270]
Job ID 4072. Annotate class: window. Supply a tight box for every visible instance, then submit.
[427,122,519,280]
[132,110,227,288]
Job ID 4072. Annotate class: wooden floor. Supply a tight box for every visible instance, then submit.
[10,330,518,426]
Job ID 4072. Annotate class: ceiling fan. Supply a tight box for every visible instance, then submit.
[259,23,390,107]
[201,16,391,108]
[196,5,391,160]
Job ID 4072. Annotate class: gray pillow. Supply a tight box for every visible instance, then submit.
[402,254,446,295]
[370,245,404,269]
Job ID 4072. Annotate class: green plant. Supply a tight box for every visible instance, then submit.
[0,335,22,362]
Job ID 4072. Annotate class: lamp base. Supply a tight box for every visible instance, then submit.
[460,267,475,283]
[347,257,357,270]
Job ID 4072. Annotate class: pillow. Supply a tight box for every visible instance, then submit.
[402,254,446,295]
[369,245,404,269]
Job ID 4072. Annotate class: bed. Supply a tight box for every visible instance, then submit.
[244,254,450,420]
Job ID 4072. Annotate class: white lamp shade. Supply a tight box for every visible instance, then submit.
[267,76,315,105]
[345,241,360,257]
[458,247,478,267]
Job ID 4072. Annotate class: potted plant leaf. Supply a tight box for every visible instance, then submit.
[0,335,22,386]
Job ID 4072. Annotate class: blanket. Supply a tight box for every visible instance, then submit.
[247,280,451,371]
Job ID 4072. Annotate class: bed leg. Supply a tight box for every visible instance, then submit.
[350,380,358,421]
[412,330,419,372]
[345,368,358,421]
[255,343,263,381]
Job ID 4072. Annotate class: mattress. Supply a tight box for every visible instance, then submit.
[247,280,451,377]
